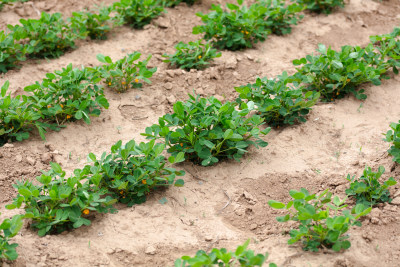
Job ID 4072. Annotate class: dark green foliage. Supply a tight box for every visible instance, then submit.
[235,72,320,127]
[70,7,116,40]
[192,0,272,50]
[143,94,271,166]
[384,121,400,164]
[292,44,386,101]
[0,214,23,261]
[113,0,165,29]
[6,162,117,236]
[163,40,221,70]
[95,52,157,93]
[9,12,80,58]
[370,27,400,75]
[88,139,185,207]
[175,239,277,267]
[295,0,345,14]
[262,0,304,35]
[0,81,45,146]
[25,64,109,125]
[0,31,30,73]
[269,189,371,252]
[346,166,397,206]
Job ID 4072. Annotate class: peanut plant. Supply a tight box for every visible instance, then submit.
[292,44,386,101]
[193,0,272,50]
[0,214,23,261]
[175,240,277,267]
[385,120,400,164]
[96,53,157,93]
[9,12,80,58]
[88,139,185,206]
[143,94,271,166]
[268,188,371,252]
[346,166,397,206]
[163,40,221,70]
[235,72,320,127]
[295,0,345,14]
[113,0,165,29]
[6,162,117,236]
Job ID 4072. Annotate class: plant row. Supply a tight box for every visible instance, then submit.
[1,0,348,74]
[269,164,397,252]
[0,0,178,73]
[3,25,399,148]
[0,52,155,146]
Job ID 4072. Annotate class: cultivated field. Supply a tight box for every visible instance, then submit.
[1,0,400,266]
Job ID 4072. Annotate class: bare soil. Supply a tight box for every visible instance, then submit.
[1,0,400,266]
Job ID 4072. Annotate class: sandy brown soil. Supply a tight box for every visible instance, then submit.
[1,0,400,266]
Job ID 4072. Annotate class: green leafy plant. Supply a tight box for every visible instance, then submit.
[0,214,23,261]
[175,239,277,267]
[0,81,46,146]
[70,6,116,40]
[9,12,79,58]
[0,31,30,73]
[143,94,271,166]
[262,0,304,35]
[346,166,397,206]
[96,52,157,93]
[370,27,400,75]
[163,0,198,7]
[292,44,386,101]
[384,120,400,164]
[235,72,320,127]
[88,139,185,206]
[192,0,271,50]
[163,40,221,70]
[268,188,371,252]
[6,162,117,236]
[113,0,165,29]
[25,64,109,125]
[295,0,344,14]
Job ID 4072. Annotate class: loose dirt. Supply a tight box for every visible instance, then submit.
[1,0,400,266]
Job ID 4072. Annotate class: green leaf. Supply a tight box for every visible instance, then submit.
[174,179,184,187]
[18,188,32,197]
[268,200,285,209]
[332,60,343,69]
[289,190,305,200]
[223,129,233,140]
[50,162,63,174]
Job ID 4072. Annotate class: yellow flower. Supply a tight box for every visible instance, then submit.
[241,30,244,33]
[198,55,202,59]
[135,78,139,83]
[60,104,63,108]
[142,179,147,185]
[122,81,126,85]
[66,115,71,119]
[120,190,124,195]
[47,105,51,108]
[83,209,89,215]
[245,31,249,35]
[346,78,350,82]
[108,82,112,86]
